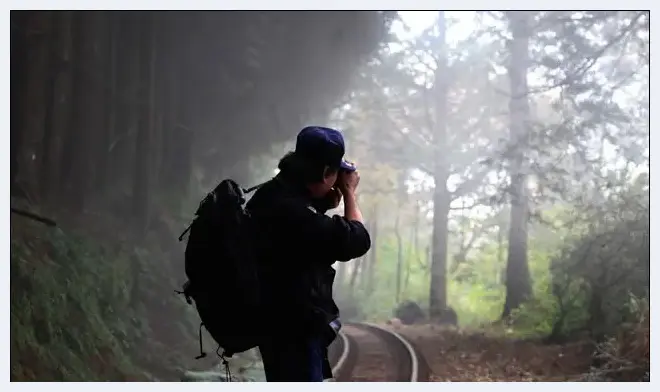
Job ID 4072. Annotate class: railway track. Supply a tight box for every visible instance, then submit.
[328,322,429,382]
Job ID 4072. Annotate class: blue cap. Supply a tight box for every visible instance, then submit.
[295,126,356,172]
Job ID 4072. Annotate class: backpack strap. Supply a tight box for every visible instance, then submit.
[242,182,265,194]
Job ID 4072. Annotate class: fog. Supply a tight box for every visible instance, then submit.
[10,10,649,382]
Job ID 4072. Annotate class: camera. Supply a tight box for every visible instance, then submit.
[321,318,342,346]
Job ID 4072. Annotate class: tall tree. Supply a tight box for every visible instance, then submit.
[335,11,510,319]
[501,11,534,318]
[42,11,75,205]
[427,11,451,320]
[66,11,108,209]
[133,12,157,230]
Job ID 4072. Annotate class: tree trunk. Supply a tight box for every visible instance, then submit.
[334,261,348,297]
[394,208,403,304]
[11,11,30,192]
[497,211,506,284]
[150,14,169,193]
[65,11,108,210]
[429,181,450,319]
[109,13,140,195]
[429,11,451,321]
[348,256,363,297]
[402,201,420,298]
[42,11,75,205]
[38,11,62,204]
[14,11,53,202]
[95,12,119,193]
[133,12,157,229]
[402,226,414,299]
[364,207,379,295]
[157,16,182,193]
[502,11,533,319]
[164,15,195,199]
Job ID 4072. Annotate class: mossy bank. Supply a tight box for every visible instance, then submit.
[10,212,208,381]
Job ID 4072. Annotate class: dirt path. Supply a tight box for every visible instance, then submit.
[391,324,593,381]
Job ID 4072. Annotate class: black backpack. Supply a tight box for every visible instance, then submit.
[177,179,263,360]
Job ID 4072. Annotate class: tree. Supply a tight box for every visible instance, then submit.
[501,11,534,318]
[132,12,157,230]
[333,12,514,321]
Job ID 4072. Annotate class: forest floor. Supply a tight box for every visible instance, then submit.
[394,324,595,381]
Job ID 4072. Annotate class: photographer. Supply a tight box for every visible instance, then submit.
[246,126,371,382]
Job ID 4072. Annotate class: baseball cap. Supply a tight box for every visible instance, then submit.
[295,126,357,172]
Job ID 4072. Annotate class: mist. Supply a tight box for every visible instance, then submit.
[10,10,649,382]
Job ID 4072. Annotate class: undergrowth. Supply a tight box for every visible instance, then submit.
[10,216,200,381]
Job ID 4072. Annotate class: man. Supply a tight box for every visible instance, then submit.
[246,126,371,382]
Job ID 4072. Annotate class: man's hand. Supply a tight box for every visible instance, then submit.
[337,169,364,224]
[313,187,342,212]
[337,170,360,195]
[325,188,342,210]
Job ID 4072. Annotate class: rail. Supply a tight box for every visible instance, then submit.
[329,322,426,382]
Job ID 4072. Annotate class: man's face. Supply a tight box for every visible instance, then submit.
[323,169,339,192]
[309,167,338,198]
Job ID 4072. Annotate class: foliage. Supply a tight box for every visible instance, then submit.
[588,296,649,381]
[10,216,200,381]
[333,10,648,349]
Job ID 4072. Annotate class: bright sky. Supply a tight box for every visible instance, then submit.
[396,11,476,42]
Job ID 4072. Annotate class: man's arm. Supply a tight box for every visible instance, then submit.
[279,197,371,262]
[342,191,363,223]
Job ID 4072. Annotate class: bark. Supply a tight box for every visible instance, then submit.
[38,11,60,204]
[429,11,451,320]
[402,202,420,297]
[94,12,119,192]
[132,12,157,229]
[502,11,533,319]
[348,256,363,297]
[364,207,379,295]
[14,11,53,201]
[11,12,29,190]
[394,208,403,304]
[334,261,348,297]
[157,16,181,192]
[109,13,140,192]
[163,14,195,197]
[497,213,506,284]
[43,11,75,205]
[65,11,108,209]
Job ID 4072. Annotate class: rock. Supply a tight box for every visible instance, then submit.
[436,307,458,326]
[394,301,426,325]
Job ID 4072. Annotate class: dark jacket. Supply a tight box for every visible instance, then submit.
[246,173,371,340]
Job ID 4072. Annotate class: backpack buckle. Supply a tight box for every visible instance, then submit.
[175,280,194,304]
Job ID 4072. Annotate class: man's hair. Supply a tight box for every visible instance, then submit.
[278,151,340,184]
